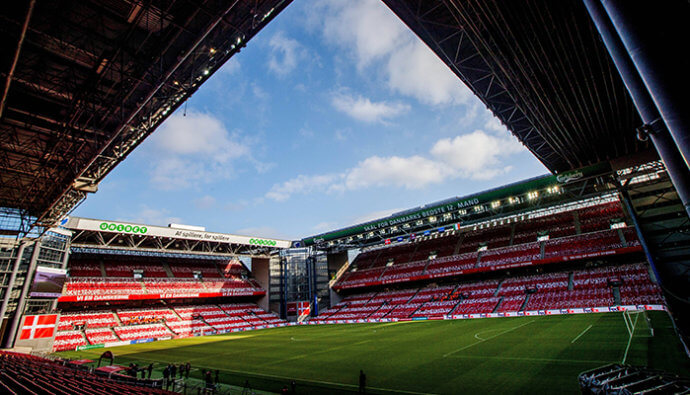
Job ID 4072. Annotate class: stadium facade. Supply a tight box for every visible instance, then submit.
[0,159,685,356]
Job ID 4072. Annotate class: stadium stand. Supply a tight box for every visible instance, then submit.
[61,257,263,301]
[170,264,223,278]
[317,262,662,323]
[52,302,286,351]
[53,330,87,351]
[49,254,286,352]
[0,351,170,394]
[104,262,168,278]
[334,201,641,290]
[64,279,145,296]
[58,312,118,330]
[67,261,103,277]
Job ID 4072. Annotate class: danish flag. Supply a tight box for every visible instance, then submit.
[19,314,57,340]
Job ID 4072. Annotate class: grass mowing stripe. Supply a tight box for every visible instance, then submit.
[570,324,593,344]
[54,312,688,394]
[442,319,535,358]
[260,339,372,367]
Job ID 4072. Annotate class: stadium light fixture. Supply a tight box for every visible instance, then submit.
[428,216,436,223]
[547,185,560,194]
[203,69,210,76]
[491,200,501,208]
[527,191,539,200]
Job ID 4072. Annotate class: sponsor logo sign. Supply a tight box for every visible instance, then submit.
[100,222,148,234]
[77,344,104,351]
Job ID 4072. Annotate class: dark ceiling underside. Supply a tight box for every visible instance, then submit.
[383,0,651,174]
[0,0,290,228]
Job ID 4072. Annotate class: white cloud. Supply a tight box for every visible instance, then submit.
[193,195,216,209]
[331,92,409,123]
[350,208,404,225]
[267,31,305,76]
[318,0,406,68]
[312,221,338,232]
[386,41,471,106]
[265,174,340,202]
[224,201,248,212]
[313,0,470,106]
[334,128,351,141]
[118,206,182,227]
[219,57,240,75]
[264,129,527,201]
[344,155,447,189]
[152,111,248,161]
[252,84,269,101]
[484,115,506,133]
[147,111,252,190]
[234,226,293,240]
[431,130,524,179]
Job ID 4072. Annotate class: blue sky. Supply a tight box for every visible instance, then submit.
[72,0,548,241]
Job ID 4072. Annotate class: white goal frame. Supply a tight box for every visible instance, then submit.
[621,309,654,363]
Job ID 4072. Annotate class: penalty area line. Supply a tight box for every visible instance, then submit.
[443,320,535,358]
[571,324,593,344]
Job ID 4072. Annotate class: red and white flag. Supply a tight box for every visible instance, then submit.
[19,314,57,340]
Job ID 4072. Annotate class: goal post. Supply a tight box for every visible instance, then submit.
[623,309,653,338]
[621,309,653,364]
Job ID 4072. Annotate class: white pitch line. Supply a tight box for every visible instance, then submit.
[449,354,610,365]
[443,320,535,358]
[571,324,593,344]
[621,312,640,364]
[261,339,372,367]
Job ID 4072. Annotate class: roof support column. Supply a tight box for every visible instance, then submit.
[599,0,690,169]
[0,242,28,333]
[50,238,71,311]
[584,0,690,219]
[3,240,40,348]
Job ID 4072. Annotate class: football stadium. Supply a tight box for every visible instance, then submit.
[1,0,689,394]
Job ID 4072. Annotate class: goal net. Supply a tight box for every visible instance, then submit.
[621,309,653,364]
[623,309,653,338]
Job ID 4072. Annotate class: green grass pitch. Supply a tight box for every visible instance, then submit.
[56,312,689,394]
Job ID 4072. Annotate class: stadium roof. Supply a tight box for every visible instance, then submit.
[303,162,622,249]
[66,216,291,257]
[0,0,291,233]
[382,0,654,173]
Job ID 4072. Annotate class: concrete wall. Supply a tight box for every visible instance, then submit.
[326,251,348,282]
[251,257,270,312]
[13,313,59,354]
[326,251,349,309]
